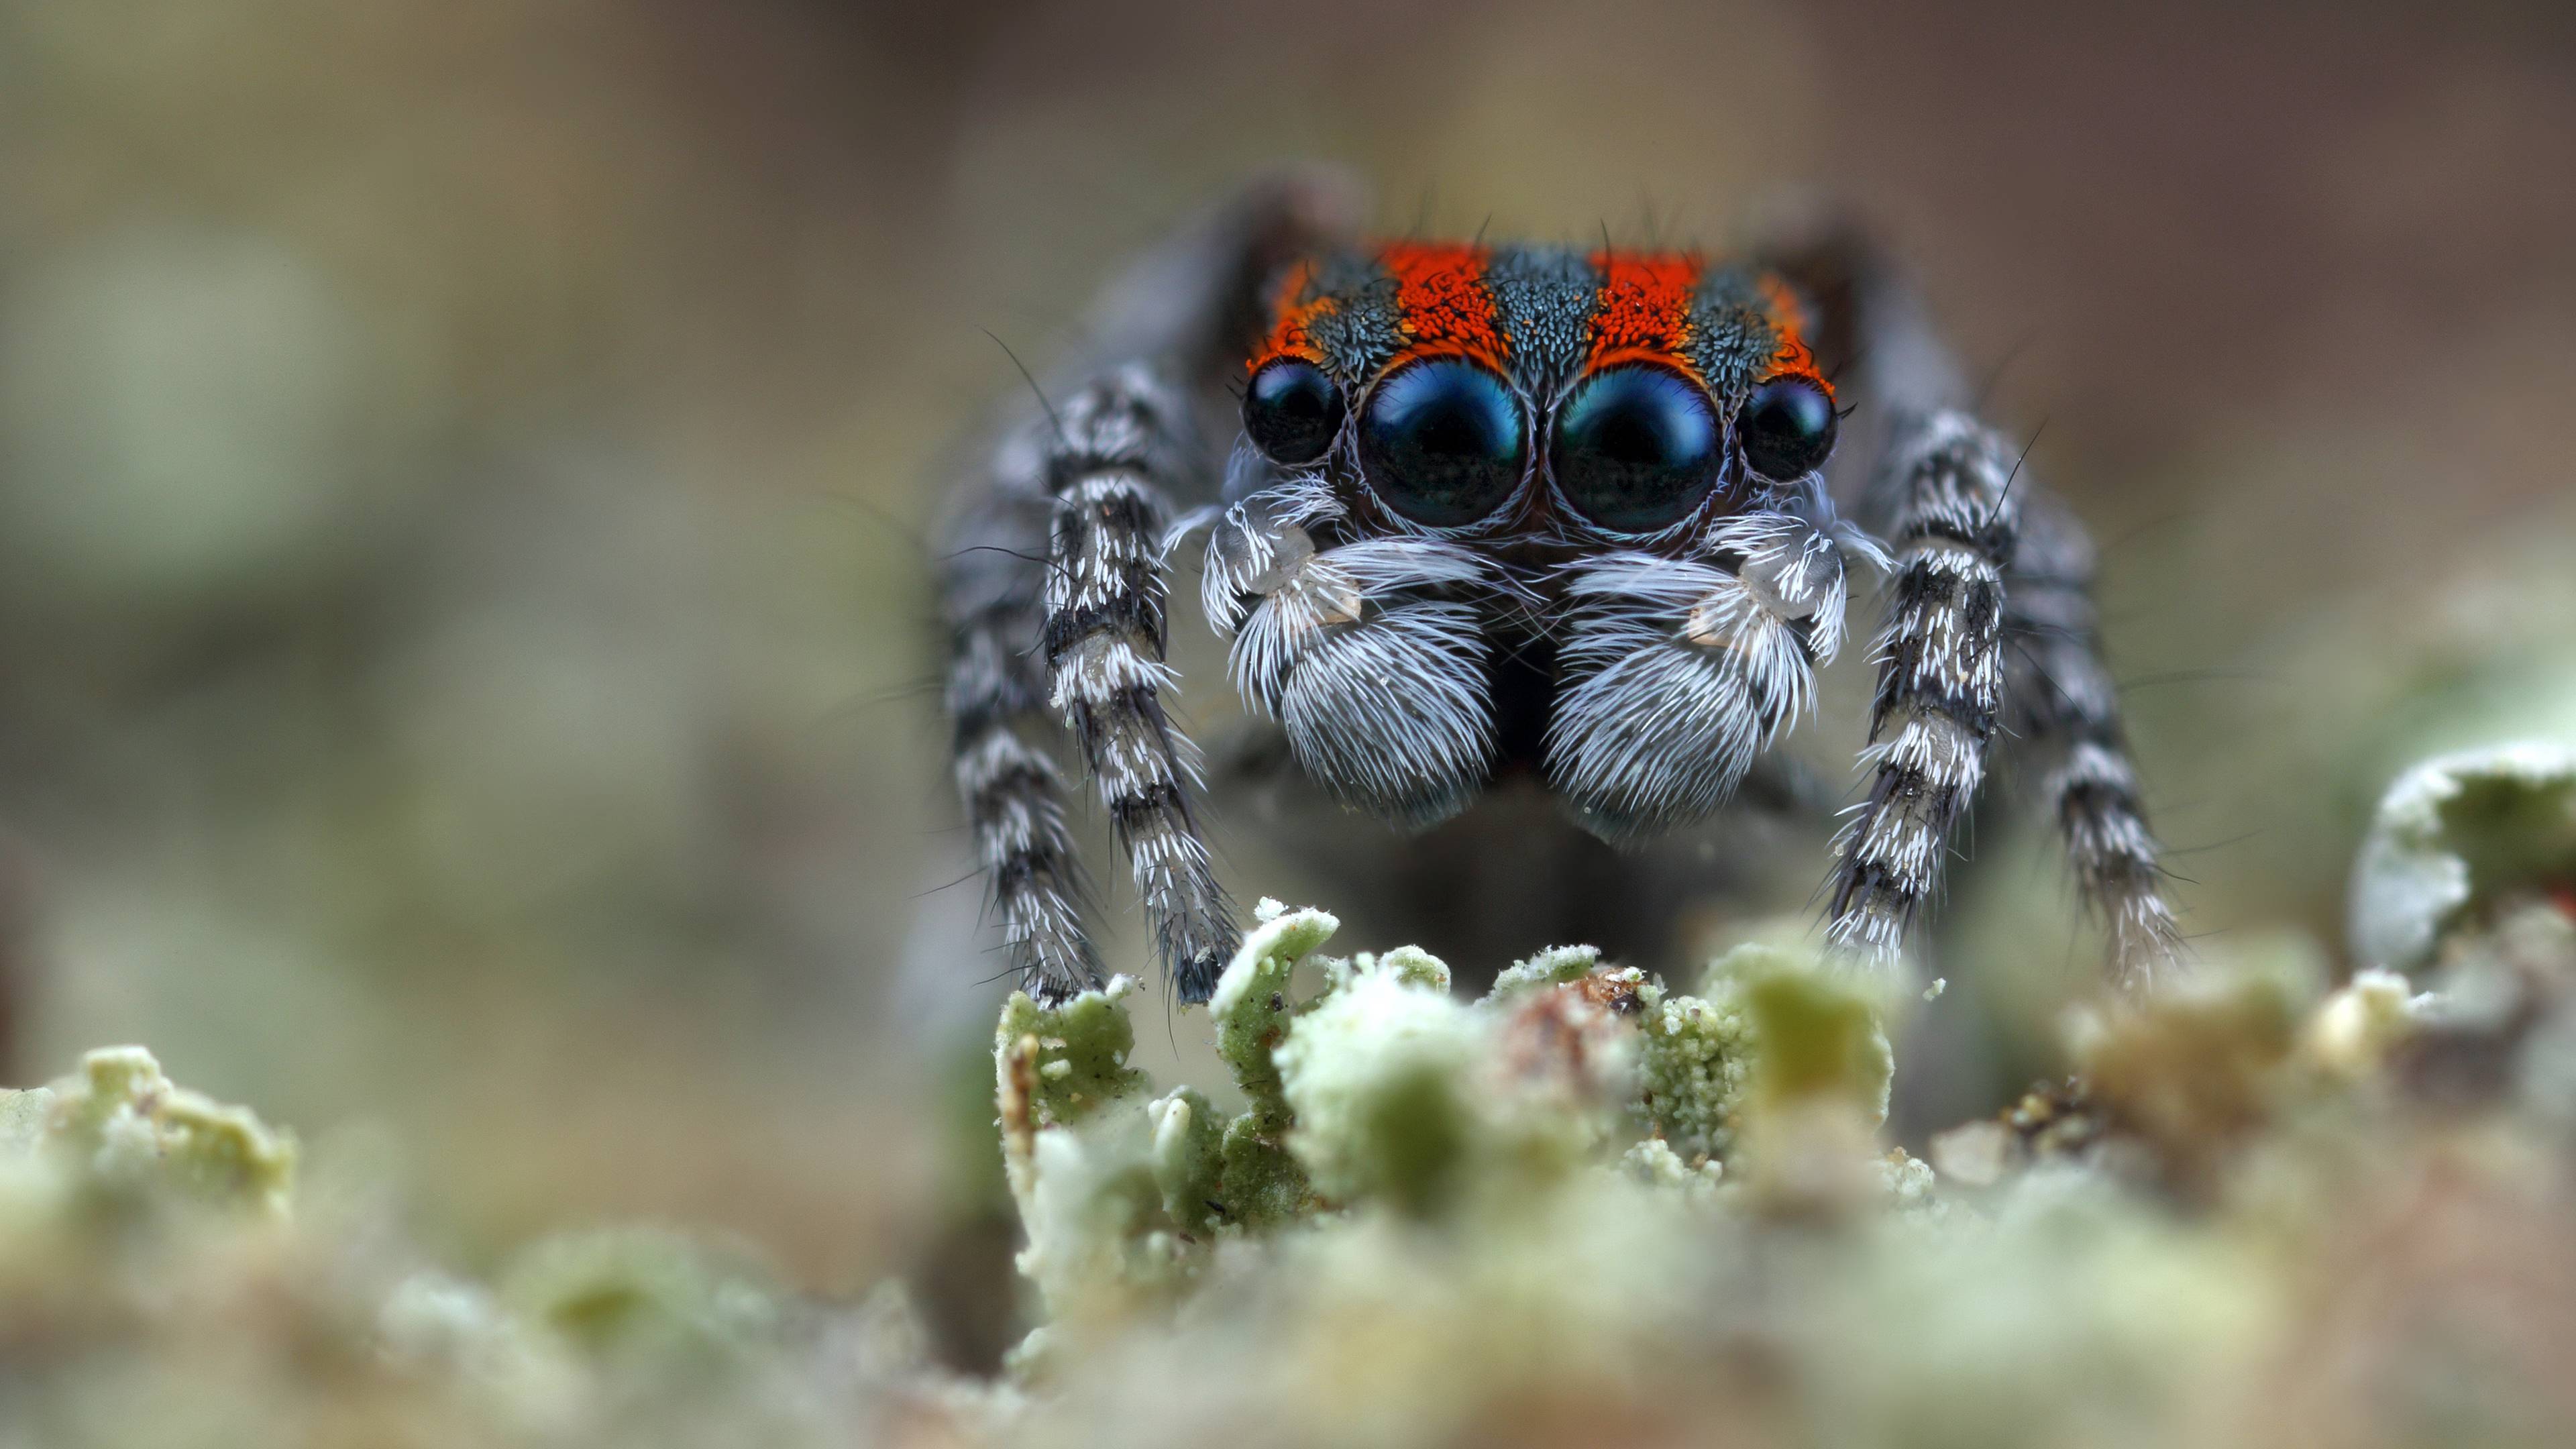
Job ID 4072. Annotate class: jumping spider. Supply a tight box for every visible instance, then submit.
[938,171,2180,1005]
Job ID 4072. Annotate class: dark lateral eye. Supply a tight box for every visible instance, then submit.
[1243,358,1345,464]
[1738,376,1838,481]
[1357,358,1526,527]
[1552,366,1723,533]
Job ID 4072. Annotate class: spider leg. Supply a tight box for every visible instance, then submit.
[941,438,1099,1004]
[1827,411,2019,964]
[936,366,1241,1007]
[2002,489,2183,985]
[1040,368,1238,1002]
[936,171,1358,1005]
[1769,219,2182,985]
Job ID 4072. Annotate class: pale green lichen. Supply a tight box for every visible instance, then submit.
[989,906,1818,1339]
[1210,899,1340,1132]
[1276,951,1488,1214]
[998,1000,1202,1329]
[1629,938,1892,1167]
[993,910,1391,1334]
[995,975,1148,1130]
[1618,1136,1725,1199]
[2351,741,2576,973]
[987,900,2481,1448]
[0,1084,53,1154]
[1633,980,1754,1161]
[15,1044,297,1217]
[1000,910,1895,1320]
[1487,943,1605,998]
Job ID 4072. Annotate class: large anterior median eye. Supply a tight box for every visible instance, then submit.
[1551,366,1723,533]
[1243,358,1344,464]
[1356,358,1526,527]
[1738,375,1838,482]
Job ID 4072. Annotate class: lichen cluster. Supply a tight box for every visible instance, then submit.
[0,1045,989,1447]
[8,742,2576,1446]
[974,742,2576,1448]
[996,898,1907,1345]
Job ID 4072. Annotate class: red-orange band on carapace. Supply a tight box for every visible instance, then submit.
[1380,243,1507,370]
[1756,274,1831,397]
[1250,258,1336,372]
[1585,252,1702,378]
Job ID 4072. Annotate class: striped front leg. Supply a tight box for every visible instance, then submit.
[1042,365,1239,1002]
[1827,411,2021,964]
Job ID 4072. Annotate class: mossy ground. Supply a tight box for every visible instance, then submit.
[9,748,2576,1447]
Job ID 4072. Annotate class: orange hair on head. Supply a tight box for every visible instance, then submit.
[1585,252,1703,380]
[1755,273,1831,396]
[1250,258,1336,372]
[1379,243,1507,371]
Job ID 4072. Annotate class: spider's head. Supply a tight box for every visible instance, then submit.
[1237,243,1836,551]
[1212,242,1855,839]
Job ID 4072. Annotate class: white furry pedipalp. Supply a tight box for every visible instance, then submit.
[1547,513,1851,844]
[1205,513,1502,828]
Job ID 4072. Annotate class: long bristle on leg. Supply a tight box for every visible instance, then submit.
[1827,411,2021,964]
[1042,366,1238,1002]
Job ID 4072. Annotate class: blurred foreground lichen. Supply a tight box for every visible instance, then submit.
[12,744,2576,1446]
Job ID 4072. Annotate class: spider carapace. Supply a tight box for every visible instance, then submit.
[937,171,2180,1005]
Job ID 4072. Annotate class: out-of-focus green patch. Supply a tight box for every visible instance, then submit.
[13,1045,297,1218]
[2353,742,2576,973]
[2070,952,2312,1193]
[500,1226,791,1369]
[1732,949,1894,1120]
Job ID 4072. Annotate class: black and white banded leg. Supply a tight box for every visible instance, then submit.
[1768,223,2185,983]
[941,445,1099,1002]
[2003,490,2183,986]
[1827,410,2020,963]
[938,174,1353,1006]
[1825,410,2183,986]
[1040,367,1238,1002]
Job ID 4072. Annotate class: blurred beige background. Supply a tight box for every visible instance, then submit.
[2,0,2571,1348]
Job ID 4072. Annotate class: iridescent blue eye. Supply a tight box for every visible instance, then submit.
[1551,366,1723,533]
[1739,376,1837,481]
[1357,358,1525,527]
[1243,358,1344,464]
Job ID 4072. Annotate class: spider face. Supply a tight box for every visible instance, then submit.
[1212,242,1851,839]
